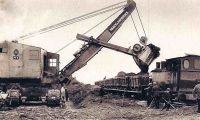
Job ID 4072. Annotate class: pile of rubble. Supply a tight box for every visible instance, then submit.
[67,78,100,108]
[66,78,148,108]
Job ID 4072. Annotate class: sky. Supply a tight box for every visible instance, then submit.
[1,0,200,84]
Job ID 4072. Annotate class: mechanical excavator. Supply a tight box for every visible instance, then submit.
[0,0,159,106]
[58,0,160,84]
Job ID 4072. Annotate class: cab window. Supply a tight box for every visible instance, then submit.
[183,59,190,69]
[194,59,200,69]
[49,59,57,67]
[0,48,7,53]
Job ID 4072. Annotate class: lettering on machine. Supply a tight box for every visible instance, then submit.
[109,11,129,32]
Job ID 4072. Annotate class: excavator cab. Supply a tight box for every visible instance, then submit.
[44,52,59,76]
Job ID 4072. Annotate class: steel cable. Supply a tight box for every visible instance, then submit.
[136,6,146,37]
[130,14,140,40]
[55,6,125,53]
[17,1,126,41]
[40,5,124,35]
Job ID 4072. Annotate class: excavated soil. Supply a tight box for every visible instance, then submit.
[0,79,200,120]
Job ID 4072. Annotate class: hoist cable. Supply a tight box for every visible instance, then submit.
[84,6,125,36]
[55,6,125,53]
[19,5,124,41]
[55,39,77,54]
[136,6,146,37]
[130,14,140,40]
[17,1,126,41]
[43,1,125,30]
[40,5,124,35]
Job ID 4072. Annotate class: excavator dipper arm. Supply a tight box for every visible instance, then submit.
[58,0,136,83]
[76,34,160,73]
[76,34,137,56]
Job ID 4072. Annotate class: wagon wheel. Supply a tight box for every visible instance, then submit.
[178,94,186,103]
[0,100,6,109]
[0,104,3,109]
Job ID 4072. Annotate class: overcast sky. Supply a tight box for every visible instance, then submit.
[1,0,200,84]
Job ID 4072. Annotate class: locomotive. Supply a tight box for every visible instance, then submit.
[95,54,200,101]
[152,54,200,101]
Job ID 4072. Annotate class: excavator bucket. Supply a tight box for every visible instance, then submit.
[134,44,160,73]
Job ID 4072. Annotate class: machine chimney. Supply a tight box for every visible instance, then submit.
[156,62,160,69]
[161,61,166,69]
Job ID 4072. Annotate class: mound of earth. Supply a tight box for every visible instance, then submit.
[67,78,100,108]
[66,78,145,109]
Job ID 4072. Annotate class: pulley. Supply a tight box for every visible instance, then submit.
[133,44,142,53]
[140,36,147,45]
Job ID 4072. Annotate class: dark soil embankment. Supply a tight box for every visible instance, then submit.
[67,78,100,108]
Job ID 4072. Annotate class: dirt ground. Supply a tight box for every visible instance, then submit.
[0,95,200,120]
[0,80,200,120]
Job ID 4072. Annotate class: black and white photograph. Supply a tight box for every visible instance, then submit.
[0,0,200,119]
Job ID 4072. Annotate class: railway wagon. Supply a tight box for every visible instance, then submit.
[126,73,150,91]
[95,72,151,98]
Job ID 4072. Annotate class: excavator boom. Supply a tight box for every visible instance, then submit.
[58,0,136,83]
